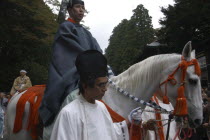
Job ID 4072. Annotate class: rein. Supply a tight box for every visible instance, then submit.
[108,79,168,113]
[108,65,169,113]
[174,117,193,140]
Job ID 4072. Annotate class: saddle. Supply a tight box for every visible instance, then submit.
[13,85,46,140]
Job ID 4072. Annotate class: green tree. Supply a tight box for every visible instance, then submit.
[0,0,58,91]
[105,4,154,74]
[158,0,210,53]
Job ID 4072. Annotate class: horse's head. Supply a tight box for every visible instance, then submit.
[160,41,203,128]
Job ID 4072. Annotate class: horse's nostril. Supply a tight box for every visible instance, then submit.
[194,119,201,125]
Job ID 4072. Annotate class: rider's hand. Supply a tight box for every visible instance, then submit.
[142,119,157,131]
[128,107,142,124]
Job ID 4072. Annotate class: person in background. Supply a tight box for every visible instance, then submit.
[0,92,8,113]
[0,92,4,138]
[188,88,209,140]
[201,91,210,140]
[10,70,32,96]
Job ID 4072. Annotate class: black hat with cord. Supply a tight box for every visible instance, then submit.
[75,50,108,84]
[67,0,84,9]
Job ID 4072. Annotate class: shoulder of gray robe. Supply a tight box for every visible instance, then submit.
[39,20,102,126]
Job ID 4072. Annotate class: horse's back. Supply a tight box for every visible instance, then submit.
[6,92,32,140]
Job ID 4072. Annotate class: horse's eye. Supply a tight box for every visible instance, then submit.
[188,78,197,85]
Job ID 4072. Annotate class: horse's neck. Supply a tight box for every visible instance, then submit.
[112,54,181,100]
[104,54,181,117]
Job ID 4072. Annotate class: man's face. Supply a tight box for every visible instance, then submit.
[69,4,85,23]
[83,77,108,103]
[20,72,26,76]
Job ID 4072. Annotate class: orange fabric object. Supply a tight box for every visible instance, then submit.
[173,86,188,116]
[67,18,76,23]
[153,95,165,140]
[163,95,169,104]
[179,60,188,82]
[130,122,142,140]
[99,100,125,122]
[191,59,201,76]
[100,100,142,140]
[13,85,46,140]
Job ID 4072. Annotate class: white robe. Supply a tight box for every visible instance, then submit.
[50,95,129,140]
[142,97,178,140]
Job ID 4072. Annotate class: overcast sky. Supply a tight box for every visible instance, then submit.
[82,0,175,52]
[56,0,174,52]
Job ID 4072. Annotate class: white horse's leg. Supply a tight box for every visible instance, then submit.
[6,92,32,140]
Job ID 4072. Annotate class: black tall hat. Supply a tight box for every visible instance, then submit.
[75,50,108,81]
[67,0,84,9]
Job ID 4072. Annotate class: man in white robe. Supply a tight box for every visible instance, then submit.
[50,94,129,140]
[50,50,142,140]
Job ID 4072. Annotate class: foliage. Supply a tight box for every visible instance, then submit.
[158,0,210,53]
[57,0,68,24]
[0,0,58,92]
[105,5,154,74]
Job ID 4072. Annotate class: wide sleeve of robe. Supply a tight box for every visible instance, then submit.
[50,107,83,140]
[113,121,129,140]
[13,78,20,91]
[98,102,129,140]
[39,20,102,126]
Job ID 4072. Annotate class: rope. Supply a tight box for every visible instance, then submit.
[108,79,169,113]
[153,95,165,140]
[142,109,172,114]
[107,65,170,114]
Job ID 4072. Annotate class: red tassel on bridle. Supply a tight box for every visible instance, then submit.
[173,86,188,116]
[160,57,201,117]
[173,58,201,116]
[191,59,201,76]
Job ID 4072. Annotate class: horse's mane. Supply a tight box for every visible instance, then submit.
[111,53,181,96]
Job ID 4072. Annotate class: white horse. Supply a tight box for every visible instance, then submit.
[103,41,202,127]
[5,41,202,140]
[5,91,32,140]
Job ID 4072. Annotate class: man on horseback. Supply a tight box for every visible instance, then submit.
[39,0,104,139]
[50,50,141,140]
[10,70,32,96]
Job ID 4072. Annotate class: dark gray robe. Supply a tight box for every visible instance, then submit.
[39,20,102,126]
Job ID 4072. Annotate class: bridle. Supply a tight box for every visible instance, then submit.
[159,57,201,140]
[159,56,201,116]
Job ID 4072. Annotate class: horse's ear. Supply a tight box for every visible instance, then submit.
[182,41,192,61]
[191,50,196,59]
